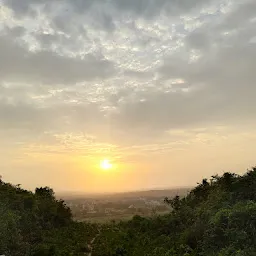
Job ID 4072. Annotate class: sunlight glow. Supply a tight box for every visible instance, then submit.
[100,159,113,171]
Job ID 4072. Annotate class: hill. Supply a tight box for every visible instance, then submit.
[1,167,256,255]
[92,167,256,256]
[0,179,97,256]
[59,187,190,200]
[99,188,190,200]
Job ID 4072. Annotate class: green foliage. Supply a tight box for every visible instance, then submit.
[0,181,97,256]
[1,167,256,256]
[92,167,256,256]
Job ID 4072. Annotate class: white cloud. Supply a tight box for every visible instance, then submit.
[0,0,256,158]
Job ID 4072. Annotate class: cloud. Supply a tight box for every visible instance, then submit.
[0,33,115,85]
[1,0,256,193]
[217,0,256,31]
[0,0,256,150]
[3,104,105,131]
[185,31,210,50]
[4,0,214,18]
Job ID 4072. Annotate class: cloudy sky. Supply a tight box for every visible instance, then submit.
[1,0,256,193]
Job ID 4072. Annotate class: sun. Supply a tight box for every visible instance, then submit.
[100,159,113,171]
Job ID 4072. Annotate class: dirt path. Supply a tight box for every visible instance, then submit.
[87,229,100,256]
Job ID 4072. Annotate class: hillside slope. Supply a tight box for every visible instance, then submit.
[1,167,256,256]
[0,180,97,256]
[93,168,256,256]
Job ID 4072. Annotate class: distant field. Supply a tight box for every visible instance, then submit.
[75,211,170,224]
[75,214,134,223]
[67,188,188,224]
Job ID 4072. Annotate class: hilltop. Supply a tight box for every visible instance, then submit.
[92,167,256,256]
[1,167,256,255]
[0,179,97,255]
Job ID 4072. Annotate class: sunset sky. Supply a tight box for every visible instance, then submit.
[1,0,256,193]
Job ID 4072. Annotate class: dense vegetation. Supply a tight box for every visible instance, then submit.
[93,168,256,256]
[1,167,256,255]
[0,179,98,255]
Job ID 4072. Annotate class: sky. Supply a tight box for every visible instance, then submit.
[1,0,256,193]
